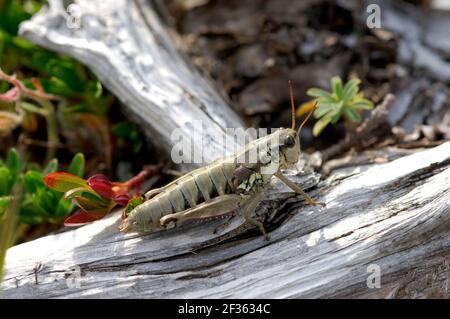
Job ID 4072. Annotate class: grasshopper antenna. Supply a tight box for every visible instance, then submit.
[297,101,317,137]
[288,80,296,130]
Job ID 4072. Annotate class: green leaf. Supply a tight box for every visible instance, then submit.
[85,81,103,99]
[0,196,13,211]
[6,148,19,184]
[344,107,362,122]
[331,76,343,99]
[351,100,374,110]
[331,106,344,124]
[314,103,336,118]
[19,194,46,224]
[46,60,83,91]
[0,167,11,195]
[24,171,44,193]
[325,101,344,125]
[306,88,333,100]
[11,36,35,50]
[125,197,144,217]
[43,158,58,175]
[55,199,73,218]
[312,115,333,136]
[112,122,132,137]
[112,122,143,153]
[18,205,45,225]
[64,188,107,207]
[31,191,53,218]
[342,79,360,101]
[0,195,13,205]
[0,1,33,35]
[29,51,56,73]
[82,192,109,208]
[60,103,90,114]
[43,172,88,192]
[0,28,13,46]
[68,153,85,178]
[40,77,74,97]
[26,162,42,172]
[35,189,57,214]
[72,195,108,211]
[20,101,47,116]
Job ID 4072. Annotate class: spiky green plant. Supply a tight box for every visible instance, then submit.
[307,76,374,136]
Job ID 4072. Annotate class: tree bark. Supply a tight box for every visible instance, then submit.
[2,142,449,298]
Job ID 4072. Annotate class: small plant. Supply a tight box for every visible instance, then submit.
[1,0,114,166]
[44,170,148,226]
[0,149,86,224]
[112,122,143,154]
[305,76,374,136]
[21,153,85,224]
[0,187,19,284]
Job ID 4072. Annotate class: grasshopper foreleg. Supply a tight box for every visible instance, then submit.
[275,172,325,207]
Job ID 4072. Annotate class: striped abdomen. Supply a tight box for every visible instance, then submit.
[123,161,237,231]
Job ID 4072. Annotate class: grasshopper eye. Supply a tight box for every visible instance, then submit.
[284,136,295,148]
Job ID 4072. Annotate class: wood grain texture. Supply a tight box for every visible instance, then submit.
[2,142,449,298]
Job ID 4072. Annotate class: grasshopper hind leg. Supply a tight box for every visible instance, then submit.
[243,214,269,241]
[241,193,269,240]
[159,194,241,228]
[213,213,237,235]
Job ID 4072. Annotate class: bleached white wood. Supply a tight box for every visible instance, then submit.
[1,142,449,298]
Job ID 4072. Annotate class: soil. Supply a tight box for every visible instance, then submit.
[164,0,450,152]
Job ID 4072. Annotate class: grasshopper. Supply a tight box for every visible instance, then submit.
[120,82,323,239]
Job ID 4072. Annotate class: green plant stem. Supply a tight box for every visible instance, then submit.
[0,191,19,286]
[42,101,59,163]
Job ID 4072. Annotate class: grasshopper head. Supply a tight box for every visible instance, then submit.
[119,215,135,232]
[276,80,315,168]
[278,128,301,167]
[119,213,153,233]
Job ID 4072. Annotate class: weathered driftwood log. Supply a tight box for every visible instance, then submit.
[2,142,449,298]
[2,0,449,298]
[19,0,246,168]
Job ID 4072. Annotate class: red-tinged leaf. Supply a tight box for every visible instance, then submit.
[87,174,110,184]
[64,187,94,199]
[111,183,129,197]
[63,209,109,227]
[87,174,114,198]
[44,172,88,192]
[72,196,104,212]
[114,194,131,206]
[126,170,148,189]
[0,87,20,102]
